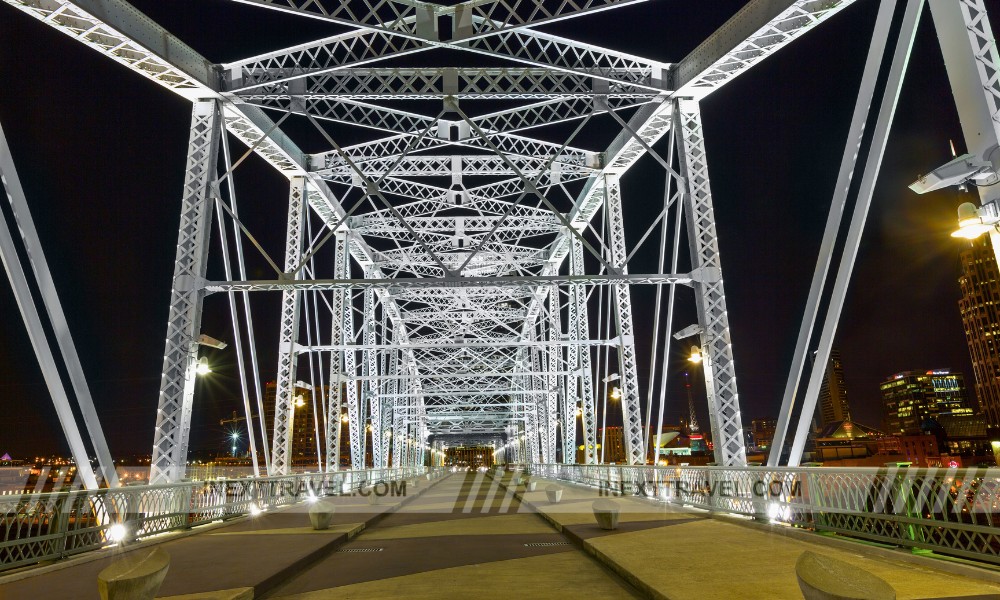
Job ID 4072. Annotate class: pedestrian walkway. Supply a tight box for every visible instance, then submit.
[3,470,1000,599]
[266,471,642,599]
[0,475,428,599]
[514,474,1000,600]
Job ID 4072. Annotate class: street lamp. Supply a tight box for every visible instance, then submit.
[610,387,621,400]
[195,357,212,376]
[951,202,1000,239]
[687,345,703,363]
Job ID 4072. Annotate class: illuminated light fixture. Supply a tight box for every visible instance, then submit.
[230,432,240,442]
[195,357,212,376]
[249,503,263,517]
[952,202,997,239]
[688,346,703,364]
[107,523,129,544]
[575,407,583,418]
[294,395,306,408]
[610,387,621,400]
[341,414,349,423]
[767,502,784,522]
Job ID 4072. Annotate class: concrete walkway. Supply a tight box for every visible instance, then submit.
[267,471,641,599]
[5,470,1000,599]
[514,474,1000,600]
[0,475,435,600]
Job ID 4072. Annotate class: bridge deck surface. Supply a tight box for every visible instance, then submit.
[517,474,1000,600]
[2,471,1000,599]
[266,471,641,599]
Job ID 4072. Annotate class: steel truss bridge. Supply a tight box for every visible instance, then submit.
[1,0,998,491]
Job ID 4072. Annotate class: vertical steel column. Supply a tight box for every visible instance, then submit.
[341,236,364,469]
[570,236,596,464]
[326,233,348,472]
[530,332,552,463]
[270,177,306,475]
[546,285,564,462]
[604,174,645,465]
[381,345,396,467]
[151,99,221,484]
[525,397,540,464]
[676,98,748,467]
[363,278,380,467]
[931,1,1000,266]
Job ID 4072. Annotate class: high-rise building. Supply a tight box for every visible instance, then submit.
[598,426,626,464]
[958,237,1000,427]
[263,382,323,467]
[750,418,777,450]
[879,370,973,434]
[817,349,851,426]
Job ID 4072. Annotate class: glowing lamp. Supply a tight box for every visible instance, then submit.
[688,346,703,363]
[952,202,995,239]
[195,357,212,376]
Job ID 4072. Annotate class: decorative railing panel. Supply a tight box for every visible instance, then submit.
[528,464,1000,565]
[0,467,426,572]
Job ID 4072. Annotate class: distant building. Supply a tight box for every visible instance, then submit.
[958,237,1000,427]
[936,414,997,464]
[445,446,493,468]
[598,427,627,464]
[263,382,323,467]
[897,435,941,467]
[817,349,851,426]
[750,418,777,450]
[879,370,972,435]
[813,419,886,462]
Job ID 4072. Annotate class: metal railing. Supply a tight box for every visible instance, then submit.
[528,464,1000,565]
[0,467,428,572]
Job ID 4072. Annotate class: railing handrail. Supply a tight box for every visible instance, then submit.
[0,466,436,574]
[524,462,1000,567]
[526,463,1000,476]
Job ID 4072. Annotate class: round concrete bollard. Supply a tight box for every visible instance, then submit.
[98,547,170,600]
[526,481,537,492]
[592,499,620,530]
[795,551,895,600]
[545,485,563,503]
[309,499,336,530]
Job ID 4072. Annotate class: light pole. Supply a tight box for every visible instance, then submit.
[230,431,240,457]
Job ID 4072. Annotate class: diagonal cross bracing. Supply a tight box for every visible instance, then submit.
[4,0,864,466]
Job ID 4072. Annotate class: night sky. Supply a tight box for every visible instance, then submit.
[0,1,995,459]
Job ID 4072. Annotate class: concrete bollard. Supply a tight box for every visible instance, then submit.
[309,499,336,530]
[545,485,563,503]
[97,547,170,600]
[795,551,895,600]
[526,481,537,492]
[592,499,620,530]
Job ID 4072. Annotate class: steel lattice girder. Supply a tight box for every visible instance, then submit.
[238,68,657,100]
[3,0,865,463]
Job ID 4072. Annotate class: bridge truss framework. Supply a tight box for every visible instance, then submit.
[0,0,890,483]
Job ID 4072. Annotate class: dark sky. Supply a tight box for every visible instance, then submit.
[0,1,994,458]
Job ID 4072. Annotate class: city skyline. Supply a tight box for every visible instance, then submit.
[1,2,998,457]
